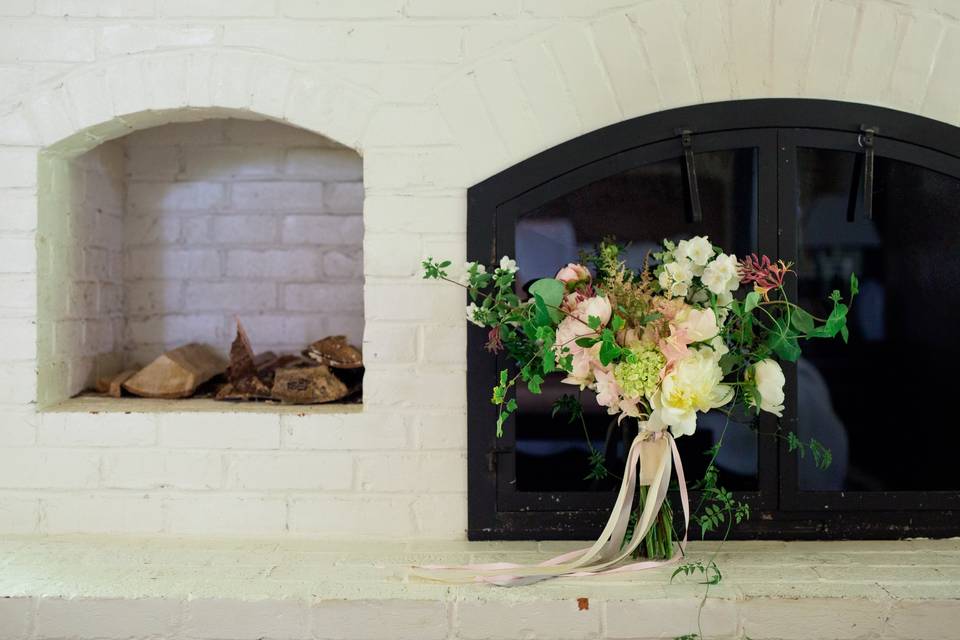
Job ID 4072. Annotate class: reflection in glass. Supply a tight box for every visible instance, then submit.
[512,149,760,491]
[796,148,960,490]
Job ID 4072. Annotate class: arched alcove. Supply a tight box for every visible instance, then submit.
[36,110,364,408]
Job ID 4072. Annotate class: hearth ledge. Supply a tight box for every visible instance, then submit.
[0,536,957,639]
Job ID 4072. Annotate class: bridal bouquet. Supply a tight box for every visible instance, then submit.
[422,236,856,583]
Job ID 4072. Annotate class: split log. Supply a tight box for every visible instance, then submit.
[271,365,349,404]
[123,344,225,399]
[96,369,138,398]
[226,318,258,382]
[303,335,363,369]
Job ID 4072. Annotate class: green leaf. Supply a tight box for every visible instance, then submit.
[790,307,815,334]
[528,278,565,323]
[611,313,625,332]
[766,328,801,362]
[850,272,859,299]
[575,337,600,348]
[744,291,760,313]
[587,315,602,330]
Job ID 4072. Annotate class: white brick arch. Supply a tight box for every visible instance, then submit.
[9,49,380,156]
[433,0,960,184]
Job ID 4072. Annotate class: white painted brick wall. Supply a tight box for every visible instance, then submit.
[123,119,364,360]
[0,0,957,549]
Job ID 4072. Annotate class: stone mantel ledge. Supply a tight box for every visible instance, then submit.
[0,536,958,639]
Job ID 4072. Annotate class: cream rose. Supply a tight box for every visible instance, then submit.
[701,253,740,296]
[750,359,785,417]
[555,263,591,285]
[650,347,732,437]
[673,307,719,343]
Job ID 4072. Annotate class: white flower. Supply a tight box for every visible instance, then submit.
[750,359,785,417]
[460,261,486,285]
[715,291,734,324]
[673,307,719,343]
[650,347,732,437]
[466,302,484,327]
[659,260,694,298]
[498,256,518,274]
[675,236,712,275]
[701,253,740,296]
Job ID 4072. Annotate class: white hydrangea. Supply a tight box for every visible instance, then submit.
[701,253,740,295]
[466,302,484,327]
[498,256,518,274]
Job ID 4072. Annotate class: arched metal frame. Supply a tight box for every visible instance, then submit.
[467,99,960,540]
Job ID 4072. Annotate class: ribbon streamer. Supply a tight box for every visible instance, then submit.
[413,430,690,586]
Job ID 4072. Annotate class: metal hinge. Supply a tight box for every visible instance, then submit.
[848,125,878,222]
[677,128,703,223]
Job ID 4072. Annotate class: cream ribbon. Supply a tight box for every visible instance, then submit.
[413,430,690,586]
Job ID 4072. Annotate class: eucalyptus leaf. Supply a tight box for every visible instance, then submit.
[529,278,565,323]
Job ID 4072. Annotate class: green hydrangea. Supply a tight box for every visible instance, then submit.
[614,345,666,398]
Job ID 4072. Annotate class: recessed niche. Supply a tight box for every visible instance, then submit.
[37,117,364,409]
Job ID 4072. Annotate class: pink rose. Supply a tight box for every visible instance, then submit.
[555,263,591,285]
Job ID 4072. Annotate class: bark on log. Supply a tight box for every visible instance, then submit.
[303,335,363,369]
[97,369,138,398]
[123,344,225,399]
[271,365,349,404]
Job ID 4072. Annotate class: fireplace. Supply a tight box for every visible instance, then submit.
[467,99,960,540]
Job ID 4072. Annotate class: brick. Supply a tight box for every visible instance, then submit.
[226,249,321,279]
[771,0,818,96]
[406,0,517,17]
[184,281,278,312]
[364,195,465,234]
[0,108,41,146]
[165,495,287,535]
[886,600,960,639]
[363,369,465,409]
[231,314,326,349]
[362,147,467,190]
[0,494,39,534]
[279,0,401,18]
[605,598,738,638]
[324,182,363,214]
[805,0,858,98]
[0,273,37,316]
[511,39,581,146]
[127,182,225,213]
[522,0,637,17]
[310,600,449,640]
[0,318,36,360]
[924,26,960,123]
[322,249,362,279]
[628,1,699,108]
[845,1,899,103]
[281,215,362,245]
[226,452,353,490]
[125,248,221,279]
[99,24,218,56]
[0,25,94,62]
[281,412,408,450]
[0,597,33,639]
[741,598,886,640]
[364,232,421,277]
[410,413,467,449]
[43,493,164,534]
[323,314,364,346]
[35,598,179,638]
[37,0,155,17]
[125,280,183,315]
[289,495,414,535]
[159,0,275,17]
[284,283,363,312]
[437,76,508,180]
[889,13,943,113]
[101,450,224,490]
[548,25,621,131]
[474,58,544,160]
[420,324,465,365]
[183,146,286,180]
[211,216,277,244]
[284,148,363,181]
[456,599,600,639]
[362,323,418,364]
[39,412,157,447]
[411,493,466,536]
[0,449,99,488]
[464,21,549,58]
[231,181,324,212]
[0,361,37,403]
[364,105,452,147]
[159,413,281,449]
[184,599,310,640]
[0,148,38,188]
[123,214,181,246]
[0,409,37,446]
[364,283,461,322]
[0,0,33,16]
[123,313,224,347]
[728,0,773,98]
[356,452,465,493]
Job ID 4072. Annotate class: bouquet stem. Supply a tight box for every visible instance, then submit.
[634,486,674,560]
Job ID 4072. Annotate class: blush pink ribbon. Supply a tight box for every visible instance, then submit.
[413,431,690,586]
